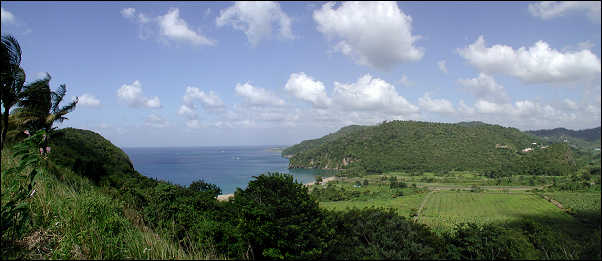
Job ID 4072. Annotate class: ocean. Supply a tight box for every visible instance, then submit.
[122,146,337,194]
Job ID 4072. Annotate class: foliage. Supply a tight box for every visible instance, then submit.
[14,73,77,133]
[285,120,577,176]
[1,130,56,257]
[1,34,27,151]
[189,179,222,198]
[443,223,538,260]
[232,173,332,259]
[324,207,442,259]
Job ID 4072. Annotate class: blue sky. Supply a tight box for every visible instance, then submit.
[2,1,601,147]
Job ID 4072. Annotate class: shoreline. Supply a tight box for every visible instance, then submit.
[216,176,338,201]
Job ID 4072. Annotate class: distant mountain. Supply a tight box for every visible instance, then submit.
[526,127,601,150]
[283,120,576,176]
[526,127,600,142]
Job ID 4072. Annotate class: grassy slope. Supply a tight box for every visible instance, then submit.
[1,130,218,259]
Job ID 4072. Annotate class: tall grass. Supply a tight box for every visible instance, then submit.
[2,148,222,260]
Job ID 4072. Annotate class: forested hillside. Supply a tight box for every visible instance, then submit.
[284,120,577,175]
[526,127,601,150]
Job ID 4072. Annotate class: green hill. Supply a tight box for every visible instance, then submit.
[1,128,221,259]
[283,120,576,176]
[526,127,601,150]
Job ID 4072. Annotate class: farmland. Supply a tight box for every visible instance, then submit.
[419,191,572,233]
[309,171,599,233]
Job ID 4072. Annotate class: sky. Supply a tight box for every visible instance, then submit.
[1,1,601,147]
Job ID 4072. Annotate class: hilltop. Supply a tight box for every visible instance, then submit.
[283,120,577,176]
[526,127,601,150]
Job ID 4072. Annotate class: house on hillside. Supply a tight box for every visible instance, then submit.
[522,148,533,153]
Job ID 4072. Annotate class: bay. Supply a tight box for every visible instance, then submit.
[122,146,337,194]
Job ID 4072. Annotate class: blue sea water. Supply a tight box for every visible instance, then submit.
[122,146,337,195]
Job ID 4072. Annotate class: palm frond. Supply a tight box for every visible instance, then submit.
[1,34,22,67]
[51,84,66,113]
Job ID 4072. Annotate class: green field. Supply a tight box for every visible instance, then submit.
[543,192,601,222]
[419,191,573,232]
[313,171,594,234]
[319,193,425,216]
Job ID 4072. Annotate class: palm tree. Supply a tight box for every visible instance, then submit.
[1,34,27,151]
[15,73,78,133]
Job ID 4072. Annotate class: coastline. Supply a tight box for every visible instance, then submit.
[216,176,338,201]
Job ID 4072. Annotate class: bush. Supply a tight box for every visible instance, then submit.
[232,173,332,259]
[444,223,537,260]
[325,207,441,259]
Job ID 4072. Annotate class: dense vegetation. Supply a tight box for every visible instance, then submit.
[527,126,601,142]
[3,126,600,260]
[284,120,578,176]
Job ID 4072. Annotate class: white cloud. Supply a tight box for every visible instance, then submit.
[332,74,418,115]
[182,87,224,110]
[458,36,601,84]
[177,104,198,120]
[186,119,202,129]
[235,82,285,106]
[145,113,169,128]
[75,94,101,107]
[1,7,15,24]
[437,60,448,74]
[313,1,424,69]
[458,100,475,114]
[418,93,455,113]
[216,1,293,46]
[117,80,161,108]
[563,98,579,110]
[284,72,332,108]
[398,74,413,87]
[121,8,136,19]
[458,73,510,103]
[528,1,601,23]
[123,7,214,46]
[158,8,215,46]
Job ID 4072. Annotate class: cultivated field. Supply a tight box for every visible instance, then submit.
[312,171,596,234]
[418,191,573,232]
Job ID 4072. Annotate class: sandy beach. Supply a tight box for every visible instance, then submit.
[216,176,337,201]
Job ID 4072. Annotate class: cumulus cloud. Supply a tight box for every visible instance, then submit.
[122,7,214,46]
[235,82,285,106]
[158,8,215,46]
[528,1,601,23]
[418,93,455,113]
[458,36,601,84]
[398,74,413,87]
[332,74,418,115]
[182,87,224,111]
[437,60,448,74]
[121,7,136,18]
[216,1,293,46]
[284,72,332,108]
[1,7,15,24]
[563,98,579,110]
[117,80,161,108]
[458,73,510,103]
[463,99,586,130]
[75,94,101,107]
[145,113,169,128]
[313,1,424,69]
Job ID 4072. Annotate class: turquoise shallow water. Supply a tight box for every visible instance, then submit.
[122,146,337,194]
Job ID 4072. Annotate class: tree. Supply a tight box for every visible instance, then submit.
[1,34,26,151]
[14,73,77,133]
[189,179,222,198]
[232,173,332,259]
